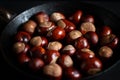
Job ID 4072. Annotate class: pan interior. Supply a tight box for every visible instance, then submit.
[0,1,120,80]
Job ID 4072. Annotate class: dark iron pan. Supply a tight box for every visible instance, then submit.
[0,1,120,80]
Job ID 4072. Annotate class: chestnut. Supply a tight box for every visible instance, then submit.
[57,54,73,68]
[13,42,28,54]
[47,41,62,51]
[30,36,42,47]
[62,44,76,56]
[75,48,95,61]
[37,21,56,35]
[64,67,82,80]
[17,53,30,64]
[41,36,48,47]
[30,46,45,59]
[80,22,96,34]
[74,37,90,49]
[43,63,62,79]
[80,57,102,75]
[81,15,94,23]
[57,19,76,32]
[44,50,60,64]
[35,11,49,23]
[98,46,113,58]
[23,20,37,34]
[66,30,82,44]
[107,36,119,49]
[50,12,65,22]
[100,34,119,48]
[84,31,99,45]
[28,58,45,71]
[47,26,66,40]
[99,26,112,37]
[15,31,31,43]
[69,10,83,24]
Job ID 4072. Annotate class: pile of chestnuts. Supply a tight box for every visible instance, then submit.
[12,10,119,80]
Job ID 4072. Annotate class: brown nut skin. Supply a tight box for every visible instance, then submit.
[15,31,31,43]
[107,36,119,49]
[80,22,96,34]
[23,20,37,34]
[100,34,119,48]
[80,57,102,75]
[35,11,49,23]
[37,21,56,35]
[13,42,25,54]
[30,46,46,59]
[57,19,76,32]
[62,45,76,56]
[17,53,30,64]
[13,42,30,54]
[43,63,62,80]
[84,31,99,45]
[64,67,82,80]
[41,36,48,47]
[28,58,45,71]
[99,46,113,58]
[43,50,60,64]
[57,54,73,68]
[47,41,62,51]
[99,26,112,37]
[75,48,95,61]
[69,10,83,24]
[47,26,66,41]
[74,37,90,50]
[30,36,42,47]
[50,12,65,22]
[81,15,94,23]
[65,30,82,44]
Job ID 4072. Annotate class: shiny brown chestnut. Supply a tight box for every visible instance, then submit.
[43,63,62,80]
[98,46,113,58]
[17,53,30,64]
[57,54,73,68]
[74,37,90,49]
[99,26,112,37]
[30,46,46,59]
[22,20,37,34]
[57,19,76,32]
[62,44,76,56]
[81,15,94,23]
[15,31,31,43]
[47,26,66,40]
[28,58,45,71]
[30,36,42,47]
[80,22,96,34]
[80,57,102,75]
[50,12,65,22]
[13,42,30,54]
[13,42,25,54]
[69,10,83,24]
[64,67,82,80]
[35,11,49,23]
[41,36,48,47]
[37,21,56,35]
[100,34,119,48]
[44,50,60,64]
[84,31,99,45]
[75,48,95,61]
[47,41,62,51]
[66,30,82,44]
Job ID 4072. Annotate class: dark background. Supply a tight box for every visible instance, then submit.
[0,0,120,80]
